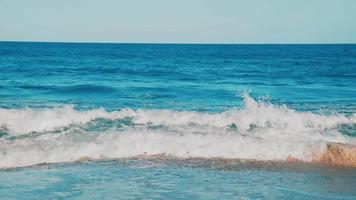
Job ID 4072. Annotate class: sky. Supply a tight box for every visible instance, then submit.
[0,0,355,44]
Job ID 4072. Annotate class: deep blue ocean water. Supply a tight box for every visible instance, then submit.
[0,42,355,199]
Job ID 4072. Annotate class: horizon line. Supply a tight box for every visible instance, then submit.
[1,40,355,45]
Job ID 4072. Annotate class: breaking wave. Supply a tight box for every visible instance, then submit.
[0,94,355,168]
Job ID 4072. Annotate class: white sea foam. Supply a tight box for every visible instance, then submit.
[0,129,325,168]
[0,94,355,168]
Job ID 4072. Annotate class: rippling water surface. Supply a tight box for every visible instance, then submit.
[0,42,355,199]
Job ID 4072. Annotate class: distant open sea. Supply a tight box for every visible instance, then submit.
[0,42,355,199]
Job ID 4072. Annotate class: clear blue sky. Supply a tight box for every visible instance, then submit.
[0,0,355,43]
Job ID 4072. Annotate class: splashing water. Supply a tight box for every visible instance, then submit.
[0,94,355,168]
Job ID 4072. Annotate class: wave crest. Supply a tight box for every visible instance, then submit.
[0,94,355,168]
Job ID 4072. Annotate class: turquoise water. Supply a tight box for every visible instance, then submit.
[0,42,355,199]
[1,160,356,200]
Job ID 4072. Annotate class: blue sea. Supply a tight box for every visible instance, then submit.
[0,42,355,199]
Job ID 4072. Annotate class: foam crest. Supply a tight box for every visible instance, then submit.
[1,94,355,137]
[0,94,355,168]
[0,105,104,135]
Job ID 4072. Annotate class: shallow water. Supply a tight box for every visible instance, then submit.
[1,159,356,200]
[0,42,355,199]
